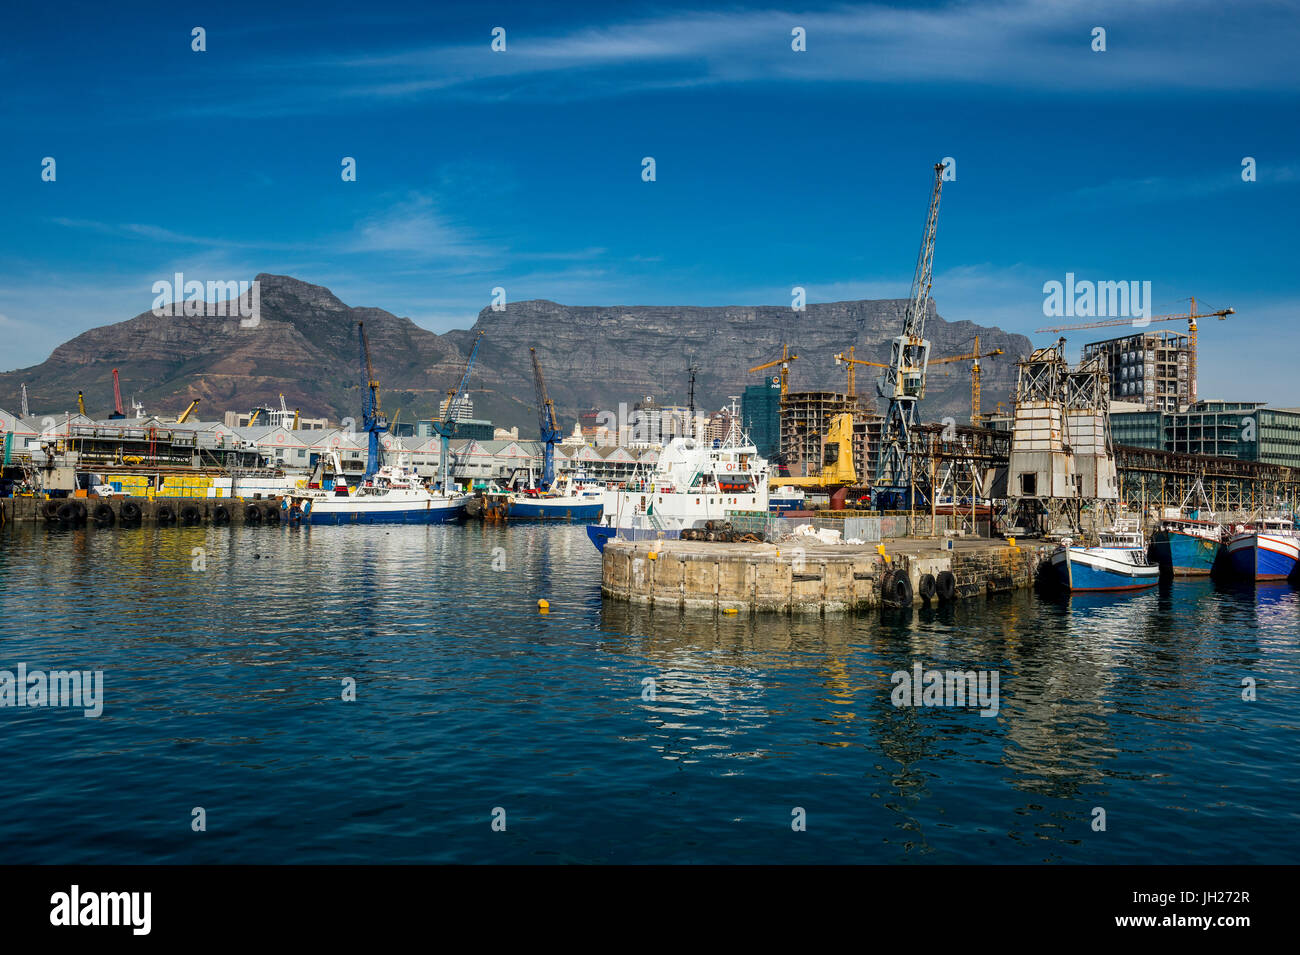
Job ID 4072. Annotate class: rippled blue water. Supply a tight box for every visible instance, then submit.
[1,521,1297,863]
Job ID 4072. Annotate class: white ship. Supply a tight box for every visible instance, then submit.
[587,400,768,551]
[293,454,470,525]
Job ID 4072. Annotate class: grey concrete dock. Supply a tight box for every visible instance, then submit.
[601,535,1051,614]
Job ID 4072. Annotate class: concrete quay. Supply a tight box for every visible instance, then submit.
[601,535,1051,614]
[0,495,285,527]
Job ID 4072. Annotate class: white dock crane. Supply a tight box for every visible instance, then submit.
[874,162,945,509]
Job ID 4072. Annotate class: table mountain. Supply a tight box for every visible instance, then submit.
[1,273,1031,430]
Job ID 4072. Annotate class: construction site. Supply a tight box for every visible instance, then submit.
[729,162,1297,543]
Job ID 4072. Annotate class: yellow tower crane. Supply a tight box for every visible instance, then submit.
[927,335,1004,425]
[76,391,86,415]
[770,412,857,488]
[833,346,891,398]
[1036,297,1234,406]
[176,399,200,424]
[748,344,800,397]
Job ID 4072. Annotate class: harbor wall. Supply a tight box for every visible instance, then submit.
[0,496,287,527]
[601,537,1049,614]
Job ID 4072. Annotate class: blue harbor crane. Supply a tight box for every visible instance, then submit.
[530,347,562,491]
[874,162,945,510]
[357,321,388,482]
[434,331,484,493]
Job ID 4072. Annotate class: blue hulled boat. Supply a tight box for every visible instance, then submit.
[505,474,604,522]
[1148,519,1222,576]
[1223,516,1299,582]
[1050,518,1160,592]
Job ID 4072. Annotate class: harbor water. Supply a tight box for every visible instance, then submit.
[1,522,1297,863]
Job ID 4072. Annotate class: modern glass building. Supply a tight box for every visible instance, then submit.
[1111,400,1300,468]
[742,378,781,460]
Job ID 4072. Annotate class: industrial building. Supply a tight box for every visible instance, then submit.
[1080,330,1191,412]
[223,409,330,430]
[0,408,660,494]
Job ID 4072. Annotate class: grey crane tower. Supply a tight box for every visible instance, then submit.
[873,162,945,510]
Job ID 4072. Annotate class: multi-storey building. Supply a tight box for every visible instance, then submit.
[1110,400,1300,469]
[742,378,781,460]
[1081,330,1191,412]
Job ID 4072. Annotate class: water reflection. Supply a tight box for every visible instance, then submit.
[2,521,1297,863]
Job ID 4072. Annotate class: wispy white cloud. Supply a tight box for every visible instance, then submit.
[176,0,1300,117]
[1069,161,1300,206]
[346,194,500,260]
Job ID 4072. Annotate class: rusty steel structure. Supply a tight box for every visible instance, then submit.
[1114,444,1300,515]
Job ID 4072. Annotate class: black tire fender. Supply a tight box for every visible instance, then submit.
[918,573,936,600]
[156,505,175,525]
[883,568,913,608]
[936,570,957,602]
[180,504,202,525]
[244,504,262,524]
[92,503,115,526]
[120,501,142,523]
[213,504,231,525]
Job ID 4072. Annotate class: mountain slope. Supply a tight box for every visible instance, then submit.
[0,274,1031,430]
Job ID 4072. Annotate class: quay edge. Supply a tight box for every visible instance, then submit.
[600,536,1051,614]
[1,495,287,526]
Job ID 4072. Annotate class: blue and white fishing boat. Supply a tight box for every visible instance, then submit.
[1050,517,1160,592]
[769,486,807,513]
[300,462,469,525]
[505,473,604,522]
[1147,481,1222,576]
[1223,514,1299,581]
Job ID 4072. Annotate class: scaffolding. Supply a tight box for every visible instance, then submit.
[779,391,879,480]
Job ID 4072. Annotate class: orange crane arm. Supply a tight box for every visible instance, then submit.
[747,355,798,373]
[749,345,799,397]
[929,347,1003,365]
[1036,306,1232,334]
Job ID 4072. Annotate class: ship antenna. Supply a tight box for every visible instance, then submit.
[687,362,698,440]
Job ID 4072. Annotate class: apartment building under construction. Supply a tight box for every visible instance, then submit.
[1081,330,1191,413]
[779,390,881,482]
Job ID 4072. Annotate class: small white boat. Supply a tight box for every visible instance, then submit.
[1050,517,1159,592]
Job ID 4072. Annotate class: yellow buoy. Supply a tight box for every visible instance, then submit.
[537,599,549,611]
[723,608,738,615]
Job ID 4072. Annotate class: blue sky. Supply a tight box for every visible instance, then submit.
[2,0,1298,402]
